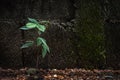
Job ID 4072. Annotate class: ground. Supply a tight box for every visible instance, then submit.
[0,68,120,80]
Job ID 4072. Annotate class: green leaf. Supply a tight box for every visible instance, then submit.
[20,26,30,30]
[26,23,37,28]
[43,43,50,53]
[21,41,34,49]
[42,44,47,58]
[36,37,46,46]
[36,24,46,32]
[36,37,42,46]
[28,18,38,24]
[36,37,50,57]
[42,43,50,58]
[40,38,50,53]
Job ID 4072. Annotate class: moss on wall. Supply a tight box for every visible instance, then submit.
[74,0,105,69]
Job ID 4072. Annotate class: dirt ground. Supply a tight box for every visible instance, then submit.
[0,67,120,80]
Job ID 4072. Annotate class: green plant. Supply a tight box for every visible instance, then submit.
[20,18,50,68]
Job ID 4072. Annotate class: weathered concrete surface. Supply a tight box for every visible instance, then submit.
[0,0,119,69]
[0,0,76,68]
[103,0,120,69]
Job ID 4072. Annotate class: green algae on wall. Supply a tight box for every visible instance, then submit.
[74,0,105,68]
